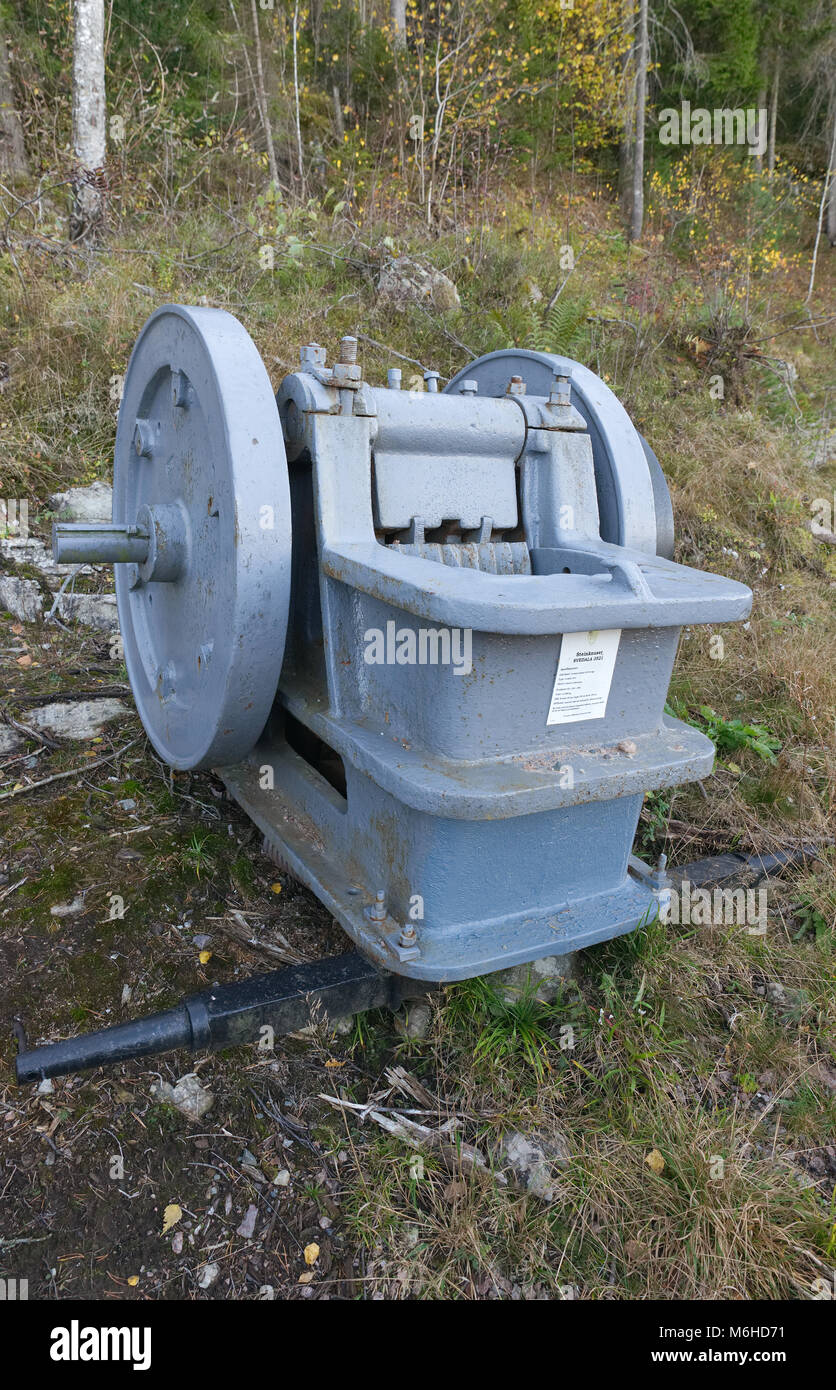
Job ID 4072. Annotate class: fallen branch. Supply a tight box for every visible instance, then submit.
[319,1091,504,1183]
[0,738,141,800]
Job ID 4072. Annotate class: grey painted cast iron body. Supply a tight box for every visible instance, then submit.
[52,312,753,982]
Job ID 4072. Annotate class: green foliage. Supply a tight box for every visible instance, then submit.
[696,707,782,764]
[525,294,590,355]
[669,701,782,764]
[446,974,569,1080]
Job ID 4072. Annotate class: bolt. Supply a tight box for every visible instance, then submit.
[423,370,440,393]
[548,372,572,408]
[133,419,154,458]
[459,379,478,395]
[338,335,358,365]
[367,890,387,923]
[300,342,327,369]
[507,375,526,397]
[387,367,402,390]
[398,923,418,948]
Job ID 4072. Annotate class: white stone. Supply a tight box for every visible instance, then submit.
[0,727,22,755]
[377,255,460,313]
[394,1000,433,1040]
[49,481,113,523]
[0,576,43,622]
[499,1129,570,1202]
[152,1072,214,1123]
[27,698,129,740]
[56,592,118,632]
[489,954,577,1006]
[198,1262,220,1289]
[0,537,76,580]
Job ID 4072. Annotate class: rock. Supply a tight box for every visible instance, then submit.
[273,1169,291,1187]
[393,1000,433,1040]
[27,698,130,741]
[377,255,461,313]
[48,481,113,523]
[765,981,788,1005]
[37,1078,54,1095]
[236,1204,258,1239]
[0,727,23,755]
[498,1129,570,1202]
[198,1262,220,1289]
[488,954,577,1006]
[0,536,75,580]
[0,576,43,623]
[55,592,119,632]
[152,1072,214,1123]
[50,895,86,918]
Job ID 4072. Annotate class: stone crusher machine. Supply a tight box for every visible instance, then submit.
[14,306,752,1083]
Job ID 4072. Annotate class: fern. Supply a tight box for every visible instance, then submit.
[525,294,589,354]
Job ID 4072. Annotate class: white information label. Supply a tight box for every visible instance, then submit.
[547,629,621,725]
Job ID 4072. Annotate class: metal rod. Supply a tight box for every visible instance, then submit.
[52,522,149,566]
[14,951,416,1084]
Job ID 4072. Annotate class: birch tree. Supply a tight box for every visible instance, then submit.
[628,0,648,242]
[391,0,407,48]
[0,20,27,178]
[71,0,106,242]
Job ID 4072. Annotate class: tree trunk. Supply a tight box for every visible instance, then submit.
[767,52,780,175]
[628,0,648,243]
[390,0,407,49]
[332,83,345,141]
[755,85,766,172]
[0,23,28,178]
[291,0,304,190]
[71,0,106,242]
[806,98,836,302]
[826,99,836,248]
[618,0,636,223]
[249,0,279,187]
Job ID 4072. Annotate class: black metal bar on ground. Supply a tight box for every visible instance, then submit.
[667,843,825,888]
[12,842,829,1085]
[14,951,416,1084]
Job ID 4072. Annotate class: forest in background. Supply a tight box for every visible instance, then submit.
[1,0,835,243]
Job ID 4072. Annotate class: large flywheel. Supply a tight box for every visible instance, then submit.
[55,305,292,771]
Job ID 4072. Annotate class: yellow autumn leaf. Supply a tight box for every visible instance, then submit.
[645,1148,665,1175]
[270,882,282,895]
[127,1275,139,1286]
[199,949,212,965]
[161,1203,183,1234]
[303,1242,320,1266]
[324,1059,345,1069]
[298,1270,314,1284]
